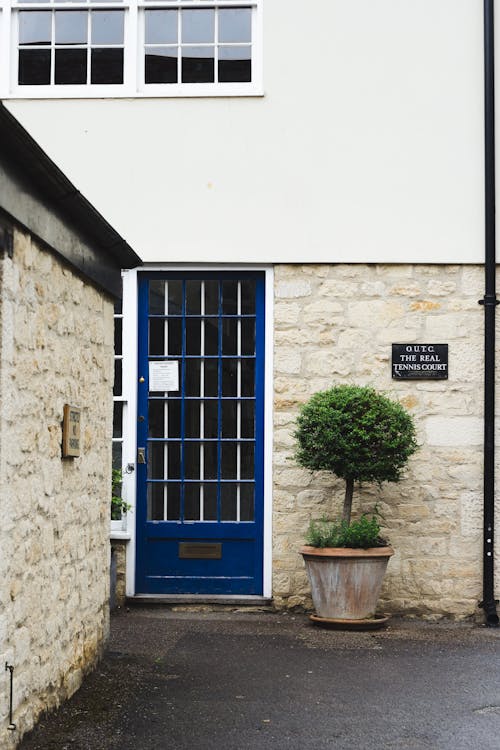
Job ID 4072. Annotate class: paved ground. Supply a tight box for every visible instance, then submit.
[19,608,500,750]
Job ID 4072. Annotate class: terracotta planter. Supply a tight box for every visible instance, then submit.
[301,546,394,621]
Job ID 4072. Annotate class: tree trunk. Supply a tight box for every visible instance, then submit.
[342,477,354,524]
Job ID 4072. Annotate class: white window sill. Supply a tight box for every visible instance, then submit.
[110,530,132,541]
[3,85,264,100]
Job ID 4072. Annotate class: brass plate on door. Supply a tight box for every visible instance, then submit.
[179,543,222,560]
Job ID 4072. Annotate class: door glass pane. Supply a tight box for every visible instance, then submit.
[241,359,254,396]
[148,443,165,479]
[222,281,238,315]
[204,318,219,356]
[203,483,217,520]
[221,442,236,479]
[241,401,254,438]
[221,400,237,438]
[205,281,219,315]
[240,280,255,315]
[149,280,165,314]
[185,400,200,438]
[185,360,201,396]
[148,400,165,438]
[203,442,218,479]
[204,360,218,397]
[222,318,237,355]
[168,400,181,437]
[186,319,201,354]
[168,319,183,355]
[148,483,164,520]
[168,280,183,315]
[149,319,165,355]
[222,359,237,396]
[186,280,201,315]
[184,483,201,520]
[184,442,200,479]
[221,483,237,521]
[203,400,218,439]
[241,443,254,479]
[241,319,255,355]
[167,483,181,520]
[240,484,254,521]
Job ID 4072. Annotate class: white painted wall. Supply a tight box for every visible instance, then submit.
[5,0,485,264]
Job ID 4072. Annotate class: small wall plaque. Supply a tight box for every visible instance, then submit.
[179,543,222,560]
[62,404,81,457]
[392,344,448,380]
[149,360,179,392]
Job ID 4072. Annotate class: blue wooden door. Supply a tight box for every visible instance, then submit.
[135,272,265,595]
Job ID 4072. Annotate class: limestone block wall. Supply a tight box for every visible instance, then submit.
[273,263,496,619]
[0,227,114,747]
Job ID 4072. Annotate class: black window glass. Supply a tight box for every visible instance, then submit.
[19,49,51,84]
[219,47,251,83]
[182,48,214,83]
[145,49,178,84]
[55,49,87,84]
[91,48,124,84]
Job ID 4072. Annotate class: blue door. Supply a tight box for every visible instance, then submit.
[135,272,265,595]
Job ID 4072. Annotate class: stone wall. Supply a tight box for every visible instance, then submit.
[273,263,496,619]
[0,227,114,747]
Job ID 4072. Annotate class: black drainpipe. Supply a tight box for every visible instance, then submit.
[480,0,499,627]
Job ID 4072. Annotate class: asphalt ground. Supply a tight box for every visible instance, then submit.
[19,608,500,750]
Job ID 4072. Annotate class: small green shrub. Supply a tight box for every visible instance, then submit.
[305,513,385,549]
[111,468,131,520]
[294,385,417,527]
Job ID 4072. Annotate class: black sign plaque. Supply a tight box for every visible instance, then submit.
[392,344,448,380]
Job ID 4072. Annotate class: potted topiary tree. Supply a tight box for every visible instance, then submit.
[294,384,417,628]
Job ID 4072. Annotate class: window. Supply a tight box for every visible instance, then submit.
[0,0,262,97]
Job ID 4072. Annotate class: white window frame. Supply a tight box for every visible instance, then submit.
[0,0,263,98]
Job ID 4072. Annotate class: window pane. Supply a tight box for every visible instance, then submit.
[168,400,181,438]
[185,359,201,396]
[221,442,236,479]
[241,442,254,479]
[222,318,237,355]
[218,46,251,83]
[204,318,218,356]
[55,11,87,44]
[221,400,237,438]
[19,11,51,45]
[203,400,218,439]
[241,280,255,315]
[186,280,201,315]
[168,318,182,355]
[149,318,165,355]
[204,280,219,315]
[185,318,201,355]
[222,359,237,396]
[185,399,200,438]
[145,48,178,84]
[203,442,217,479]
[181,47,214,84]
[18,49,51,84]
[55,49,87,84]
[91,48,123,84]
[241,400,254,438]
[222,280,238,315]
[218,8,251,43]
[114,316,122,355]
[113,359,122,396]
[145,9,177,44]
[221,483,237,521]
[91,10,124,45]
[112,441,122,471]
[147,482,164,521]
[168,280,183,314]
[184,484,200,520]
[241,359,254,397]
[149,280,165,314]
[167,442,181,479]
[241,318,255,355]
[240,484,254,521]
[113,401,123,438]
[184,442,200,479]
[166,483,180,520]
[204,360,218,397]
[203,483,217,520]
[148,442,165,479]
[181,9,214,44]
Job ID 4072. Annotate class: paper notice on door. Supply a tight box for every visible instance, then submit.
[149,360,179,392]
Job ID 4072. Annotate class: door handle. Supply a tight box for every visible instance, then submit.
[137,447,146,464]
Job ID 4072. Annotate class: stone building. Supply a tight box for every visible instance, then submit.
[0,103,140,748]
[0,0,498,624]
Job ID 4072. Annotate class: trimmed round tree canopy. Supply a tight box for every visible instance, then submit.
[294,385,417,485]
